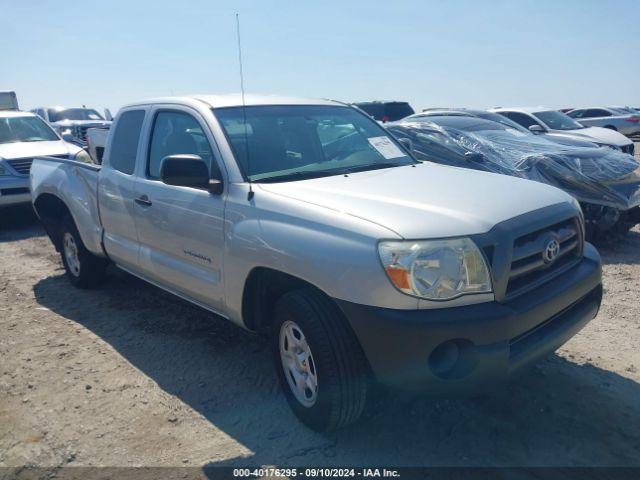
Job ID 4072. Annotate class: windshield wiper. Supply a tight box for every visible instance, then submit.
[329,163,406,175]
[254,163,408,184]
[254,170,341,183]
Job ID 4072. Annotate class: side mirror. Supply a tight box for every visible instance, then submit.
[160,154,223,194]
[397,137,413,153]
[528,124,545,134]
[464,152,484,163]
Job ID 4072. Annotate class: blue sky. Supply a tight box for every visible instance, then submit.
[3,0,639,113]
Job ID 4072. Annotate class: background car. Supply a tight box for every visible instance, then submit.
[490,107,634,155]
[411,108,599,149]
[566,107,640,137]
[0,110,87,208]
[352,101,415,123]
[31,106,112,146]
[387,115,640,237]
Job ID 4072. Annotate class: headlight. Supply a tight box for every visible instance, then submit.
[74,149,92,164]
[378,238,492,300]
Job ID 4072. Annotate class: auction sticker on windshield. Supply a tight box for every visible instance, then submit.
[368,136,405,159]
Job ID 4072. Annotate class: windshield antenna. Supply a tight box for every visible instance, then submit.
[235,13,253,201]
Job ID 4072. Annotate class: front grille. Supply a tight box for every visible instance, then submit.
[6,158,33,175]
[6,154,68,175]
[621,144,634,155]
[505,217,582,298]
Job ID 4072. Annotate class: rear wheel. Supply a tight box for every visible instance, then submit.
[272,288,368,431]
[59,215,107,288]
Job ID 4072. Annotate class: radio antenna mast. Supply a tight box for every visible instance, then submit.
[235,13,253,200]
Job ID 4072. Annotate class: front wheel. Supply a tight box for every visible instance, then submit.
[272,288,368,431]
[59,215,107,288]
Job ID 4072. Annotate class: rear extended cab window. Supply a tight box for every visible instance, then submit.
[109,110,145,175]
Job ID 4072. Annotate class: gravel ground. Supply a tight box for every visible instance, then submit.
[1,146,640,471]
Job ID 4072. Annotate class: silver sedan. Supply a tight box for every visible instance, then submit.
[567,107,640,138]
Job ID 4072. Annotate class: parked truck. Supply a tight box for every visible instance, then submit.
[31,106,112,146]
[30,95,603,431]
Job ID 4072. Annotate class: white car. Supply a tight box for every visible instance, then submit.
[490,107,635,156]
[0,111,88,207]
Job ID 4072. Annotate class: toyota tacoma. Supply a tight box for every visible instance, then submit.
[30,94,602,431]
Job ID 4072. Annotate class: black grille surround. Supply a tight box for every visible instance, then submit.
[506,217,582,298]
[471,203,585,303]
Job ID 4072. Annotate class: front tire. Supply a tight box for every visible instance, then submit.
[272,288,368,431]
[59,215,107,288]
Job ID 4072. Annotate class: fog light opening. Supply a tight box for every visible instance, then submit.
[428,339,477,380]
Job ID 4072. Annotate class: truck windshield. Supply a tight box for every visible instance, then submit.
[214,105,415,182]
[47,108,104,122]
[0,116,59,144]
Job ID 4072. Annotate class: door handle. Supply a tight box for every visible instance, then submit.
[135,195,152,207]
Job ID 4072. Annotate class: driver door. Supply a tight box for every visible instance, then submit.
[133,106,226,312]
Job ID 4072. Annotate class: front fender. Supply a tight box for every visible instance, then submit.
[221,184,419,327]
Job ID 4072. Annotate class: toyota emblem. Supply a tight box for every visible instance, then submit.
[543,238,560,264]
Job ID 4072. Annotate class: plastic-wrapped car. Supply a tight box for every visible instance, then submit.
[387,116,640,237]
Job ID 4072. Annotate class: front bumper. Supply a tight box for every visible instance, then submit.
[0,176,31,207]
[336,243,602,392]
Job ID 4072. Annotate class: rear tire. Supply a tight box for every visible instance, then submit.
[59,215,107,288]
[272,288,368,431]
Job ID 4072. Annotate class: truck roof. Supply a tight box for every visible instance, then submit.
[0,110,36,119]
[124,94,343,109]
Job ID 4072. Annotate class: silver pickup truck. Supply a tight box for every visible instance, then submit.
[30,94,603,431]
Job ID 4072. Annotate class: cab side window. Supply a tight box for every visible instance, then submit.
[147,111,214,179]
[109,109,145,175]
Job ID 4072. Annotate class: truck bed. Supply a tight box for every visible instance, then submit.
[30,156,105,257]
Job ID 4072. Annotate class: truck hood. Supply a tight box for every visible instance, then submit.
[258,162,572,239]
[52,120,112,128]
[0,140,80,160]
[547,126,631,147]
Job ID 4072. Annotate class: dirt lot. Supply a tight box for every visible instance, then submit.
[1,148,640,470]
